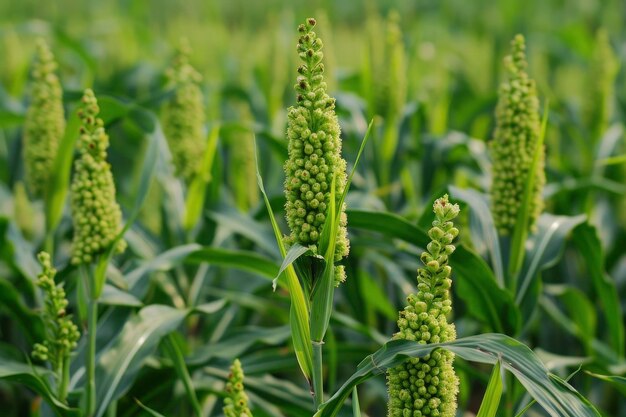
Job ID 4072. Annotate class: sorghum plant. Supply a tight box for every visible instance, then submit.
[223,359,253,417]
[23,39,65,198]
[31,252,80,401]
[70,89,126,265]
[387,195,460,417]
[490,34,545,236]
[284,17,349,285]
[162,39,206,182]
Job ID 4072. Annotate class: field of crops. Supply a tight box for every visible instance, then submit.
[1,1,625,416]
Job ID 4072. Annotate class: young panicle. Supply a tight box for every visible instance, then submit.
[490,34,545,236]
[23,39,65,198]
[70,89,126,265]
[284,18,349,285]
[387,195,460,417]
[162,38,206,182]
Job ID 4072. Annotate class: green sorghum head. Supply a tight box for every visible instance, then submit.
[23,38,65,198]
[585,29,619,141]
[284,18,349,284]
[162,39,206,182]
[490,34,545,235]
[70,89,126,265]
[387,195,460,417]
[376,11,406,120]
[32,252,80,370]
[223,359,253,417]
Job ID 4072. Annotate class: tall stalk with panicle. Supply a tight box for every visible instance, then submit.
[32,252,80,402]
[70,89,126,417]
[490,35,546,290]
[387,195,460,417]
[284,17,350,407]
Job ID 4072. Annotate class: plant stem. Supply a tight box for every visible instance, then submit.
[312,340,324,409]
[58,356,70,402]
[86,297,97,417]
[164,334,203,417]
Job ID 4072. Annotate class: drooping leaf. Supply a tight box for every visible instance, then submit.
[0,361,80,417]
[315,333,600,417]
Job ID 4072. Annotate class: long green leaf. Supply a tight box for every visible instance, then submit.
[515,214,586,313]
[449,186,504,287]
[0,361,80,417]
[476,360,503,417]
[185,247,280,281]
[571,223,624,357]
[314,333,600,417]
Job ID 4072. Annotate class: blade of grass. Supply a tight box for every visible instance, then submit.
[476,360,503,417]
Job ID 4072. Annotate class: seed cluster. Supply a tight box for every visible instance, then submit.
[162,39,206,182]
[32,252,80,370]
[387,195,460,417]
[284,18,349,284]
[23,39,65,198]
[70,89,126,265]
[223,359,253,417]
[490,34,545,235]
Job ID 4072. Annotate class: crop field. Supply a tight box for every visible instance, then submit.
[1,1,625,416]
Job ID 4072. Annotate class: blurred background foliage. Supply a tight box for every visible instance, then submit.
[1,0,626,416]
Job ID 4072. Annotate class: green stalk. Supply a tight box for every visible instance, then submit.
[86,296,97,417]
[164,334,203,417]
[58,356,70,402]
[312,340,324,408]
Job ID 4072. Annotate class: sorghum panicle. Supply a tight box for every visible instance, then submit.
[223,359,253,417]
[70,89,126,265]
[387,195,460,417]
[162,39,206,181]
[585,29,619,141]
[490,34,545,235]
[32,252,80,371]
[284,18,349,284]
[23,39,65,198]
[376,11,406,120]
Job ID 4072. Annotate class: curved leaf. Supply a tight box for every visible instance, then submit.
[0,361,80,416]
[516,214,586,304]
[571,223,624,357]
[94,305,187,417]
[315,333,600,417]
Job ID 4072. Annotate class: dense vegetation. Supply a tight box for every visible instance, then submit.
[1,1,625,417]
